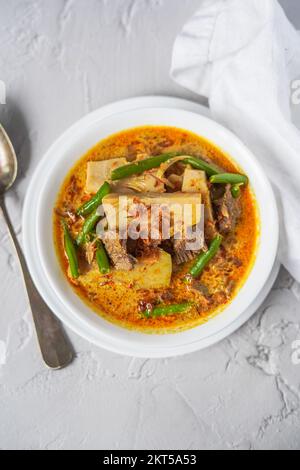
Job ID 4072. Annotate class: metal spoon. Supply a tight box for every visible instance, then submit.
[0,123,74,369]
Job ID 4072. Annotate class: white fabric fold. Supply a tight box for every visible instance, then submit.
[171,0,300,282]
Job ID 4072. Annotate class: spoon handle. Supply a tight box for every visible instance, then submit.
[0,197,74,369]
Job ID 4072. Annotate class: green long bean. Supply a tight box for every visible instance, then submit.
[111,152,222,180]
[76,181,111,217]
[96,241,110,274]
[62,219,79,279]
[231,184,242,199]
[143,302,193,318]
[76,210,101,246]
[183,156,220,177]
[209,173,248,185]
[188,234,223,279]
[110,152,181,180]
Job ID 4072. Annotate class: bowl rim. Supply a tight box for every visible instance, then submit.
[22,96,279,357]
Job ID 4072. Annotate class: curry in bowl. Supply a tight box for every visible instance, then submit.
[54,126,258,333]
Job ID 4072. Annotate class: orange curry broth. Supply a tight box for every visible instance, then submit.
[53,126,259,333]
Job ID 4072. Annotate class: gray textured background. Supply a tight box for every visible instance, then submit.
[1,0,300,450]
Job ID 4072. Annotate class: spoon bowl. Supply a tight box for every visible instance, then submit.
[0,124,17,194]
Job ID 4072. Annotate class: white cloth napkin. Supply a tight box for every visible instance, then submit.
[171,0,300,282]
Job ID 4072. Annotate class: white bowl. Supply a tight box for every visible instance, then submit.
[23,98,279,357]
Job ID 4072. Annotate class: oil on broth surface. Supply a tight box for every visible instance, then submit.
[54,126,258,333]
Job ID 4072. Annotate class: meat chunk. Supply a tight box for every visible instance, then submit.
[182,169,218,242]
[214,185,241,234]
[160,239,175,256]
[173,231,205,265]
[133,238,162,258]
[103,231,136,271]
[173,239,200,264]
